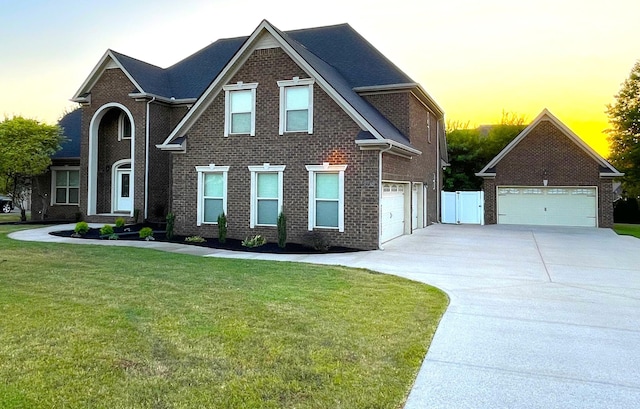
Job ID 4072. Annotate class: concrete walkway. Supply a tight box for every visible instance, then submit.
[9,224,640,408]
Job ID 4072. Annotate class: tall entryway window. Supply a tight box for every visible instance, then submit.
[113,161,132,212]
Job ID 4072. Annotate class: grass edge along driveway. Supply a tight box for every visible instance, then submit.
[613,223,640,239]
[0,225,448,409]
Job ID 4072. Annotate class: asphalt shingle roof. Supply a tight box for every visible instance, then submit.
[114,24,415,100]
[109,22,423,148]
[54,109,82,159]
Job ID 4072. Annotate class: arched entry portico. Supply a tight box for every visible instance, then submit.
[87,103,135,216]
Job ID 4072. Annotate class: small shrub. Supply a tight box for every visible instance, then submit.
[108,233,119,240]
[74,221,90,236]
[139,227,154,241]
[185,235,206,243]
[242,234,266,248]
[100,224,114,236]
[217,212,227,244]
[133,208,141,223]
[115,217,126,228]
[304,232,330,252]
[166,212,175,240]
[277,211,287,249]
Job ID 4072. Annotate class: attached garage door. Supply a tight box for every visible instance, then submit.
[381,183,406,242]
[497,187,597,227]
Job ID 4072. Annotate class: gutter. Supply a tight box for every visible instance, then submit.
[129,92,196,105]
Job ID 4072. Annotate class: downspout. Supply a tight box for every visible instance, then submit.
[144,96,156,220]
[378,143,393,250]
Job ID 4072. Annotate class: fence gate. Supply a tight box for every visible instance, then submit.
[442,191,484,224]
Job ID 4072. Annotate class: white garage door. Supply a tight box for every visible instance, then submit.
[497,187,597,227]
[381,183,406,242]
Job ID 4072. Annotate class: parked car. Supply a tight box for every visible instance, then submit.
[0,195,13,213]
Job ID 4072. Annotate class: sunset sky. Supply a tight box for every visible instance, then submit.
[1,0,638,157]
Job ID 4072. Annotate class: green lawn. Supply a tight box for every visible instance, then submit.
[613,223,640,239]
[0,212,27,223]
[0,225,447,409]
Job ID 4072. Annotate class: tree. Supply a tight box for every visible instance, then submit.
[0,116,63,221]
[607,60,640,198]
[444,113,527,191]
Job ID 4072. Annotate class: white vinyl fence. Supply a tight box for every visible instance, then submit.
[441,191,484,225]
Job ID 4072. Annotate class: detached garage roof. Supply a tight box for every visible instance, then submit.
[476,109,623,178]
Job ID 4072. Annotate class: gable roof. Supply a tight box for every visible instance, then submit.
[54,108,82,159]
[476,109,623,178]
[73,21,443,156]
[157,20,425,155]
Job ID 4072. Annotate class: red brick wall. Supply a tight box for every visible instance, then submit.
[80,68,147,221]
[79,68,179,222]
[31,159,80,221]
[482,119,615,227]
[170,48,380,249]
[379,92,441,225]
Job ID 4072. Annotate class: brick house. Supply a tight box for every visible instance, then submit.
[31,108,82,221]
[476,109,622,227]
[48,20,446,249]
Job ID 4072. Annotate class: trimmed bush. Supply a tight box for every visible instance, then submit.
[166,212,175,240]
[277,212,287,248]
[100,225,114,236]
[241,235,266,248]
[114,217,126,228]
[74,221,90,236]
[217,212,227,244]
[139,227,154,241]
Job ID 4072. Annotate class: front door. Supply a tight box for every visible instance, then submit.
[114,168,132,212]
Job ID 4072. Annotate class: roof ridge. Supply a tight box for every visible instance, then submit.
[110,49,165,71]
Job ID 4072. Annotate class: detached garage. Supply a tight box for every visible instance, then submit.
[476,109,623,228]
[497,186,597,227]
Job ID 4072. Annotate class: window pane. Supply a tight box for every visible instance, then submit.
[286,110,308,132]
[122,116,132,138]
[257,199,278,225]
[68,170,80,187]
[69,188,79,204]
[257,173,278,198]
[204,198,223,223]
[230,90,252,112]
[204,173,223,197]
[231,112,251,134]
[55,171,67,187]
[316,201,338,227]
[316,173,338,199]
[286,86,309,110]
[121,174,130,197]
[55,188,66,204]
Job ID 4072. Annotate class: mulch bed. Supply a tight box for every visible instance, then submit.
[49,224,360,254]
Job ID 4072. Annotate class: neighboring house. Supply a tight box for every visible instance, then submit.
[476,109,623,227]
[31,109,82,220]
[64,20,446,250]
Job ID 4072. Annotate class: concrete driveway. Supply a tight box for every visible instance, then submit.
[9,223,640,408]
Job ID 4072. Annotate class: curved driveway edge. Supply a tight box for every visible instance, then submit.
[9,224,640,408]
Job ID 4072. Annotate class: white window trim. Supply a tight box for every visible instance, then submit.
[196,165,230,226]
[248,164,286,228]
[118,111,132,141]
[50,166,80,206]
[223,82,258,137]
[306,164,347,232]
[278,77,314,135]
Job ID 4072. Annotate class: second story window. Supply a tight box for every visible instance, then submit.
[118,112,132,140]
[278,77,314,134]
[223,82,258,136]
